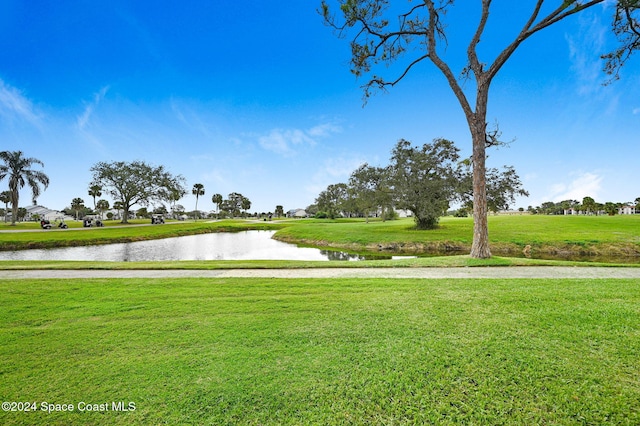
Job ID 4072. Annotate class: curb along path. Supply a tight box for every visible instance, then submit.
[2,267,640,280]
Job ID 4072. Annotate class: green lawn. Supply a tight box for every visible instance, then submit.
[1,277,639,425]
[275,215,640,258]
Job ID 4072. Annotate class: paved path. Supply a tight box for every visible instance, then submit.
[2,267,640,280]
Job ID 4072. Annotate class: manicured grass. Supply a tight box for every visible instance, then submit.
[278,215,640,246]
[0,255,637,271]
[275,215,640,258]
[1,277,639,425]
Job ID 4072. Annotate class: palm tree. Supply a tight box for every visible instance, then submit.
[192,183,205,220]
[0,151,49,225]
[211,193,223,216]
[71,198,85,220]
[88,183,102,211]
[96,199,110,219]
[113,201,124,221]
[241,197,252,218]
[0,191,10,222]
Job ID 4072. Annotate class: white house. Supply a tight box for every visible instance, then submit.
[619,205,637,215]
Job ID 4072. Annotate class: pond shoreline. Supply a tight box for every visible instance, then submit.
[273,235,640,263]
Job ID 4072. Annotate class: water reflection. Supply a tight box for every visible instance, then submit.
[321,250,366,261]
[0,231,371,262]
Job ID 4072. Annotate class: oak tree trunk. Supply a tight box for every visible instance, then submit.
[468,89,492,259]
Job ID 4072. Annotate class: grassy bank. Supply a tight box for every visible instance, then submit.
[275,215,640,258]
[1,277,638,424]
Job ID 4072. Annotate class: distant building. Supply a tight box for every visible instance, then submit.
[287,209,308,218]
[24,205,73,222]
[619,205,637,215]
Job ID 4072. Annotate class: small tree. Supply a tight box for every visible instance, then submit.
[16,207,27,222]
[458,162,529,213]
[113,201,124,220]
[604,202,620,216]
[137,207,149,219]
[0,191,10,222]
[582,196,597,215]
[173,204,185,219]
[153,205,168,215]
[212,193,223,215]
[160,186,186,217]
[71,197,85,220]
[225,192,248,218]
[241,197,252,217]
[96,199,110,219]
[316,183,349,219]
[348,163,391,222]
[275,205,284,218]
[192,183,205,220]
[88,183,102,211]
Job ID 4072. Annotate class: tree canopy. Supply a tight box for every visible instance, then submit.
[315,138,527,227]
[90,160,186,224]
[390,138,462,229]
[219,192,252,218]
[348,163,391,222]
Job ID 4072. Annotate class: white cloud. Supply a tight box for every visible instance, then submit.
[76,86,109,130]
[258,122,342,156]
[306,155,366,196]
[258,128,313,156]
[200,169,228,186]
[307,122,342,138]
[0,79,41,125]
[169,99,217,139]
[565,13,607,95]
[549,172,603,202]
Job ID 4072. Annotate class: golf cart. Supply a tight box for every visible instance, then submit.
[40,219,68,229]
[151,214,165,224]
[83,215,104,228]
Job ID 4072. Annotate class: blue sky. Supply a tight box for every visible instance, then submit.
[0,1,638,214]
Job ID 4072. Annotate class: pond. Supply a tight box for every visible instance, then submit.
[0,231,387,262]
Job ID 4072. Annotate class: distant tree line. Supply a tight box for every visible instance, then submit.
[0,153,268,224]
[528,197,640,216]
[311,139,528,229]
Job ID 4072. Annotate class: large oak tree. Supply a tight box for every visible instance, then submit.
[321,0,639,258]
[90,160,186,224]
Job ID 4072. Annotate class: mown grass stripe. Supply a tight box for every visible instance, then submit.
[1,277,638,425]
